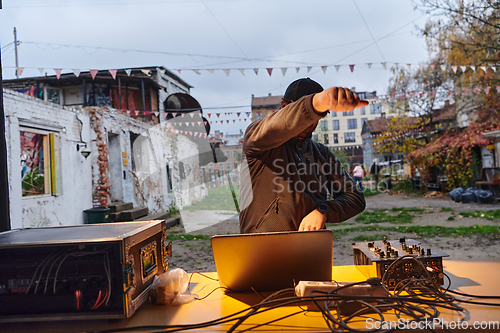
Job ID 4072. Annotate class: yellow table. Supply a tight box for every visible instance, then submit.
[3,260,500,332]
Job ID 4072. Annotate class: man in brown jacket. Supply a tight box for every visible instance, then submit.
[239,78,367,233]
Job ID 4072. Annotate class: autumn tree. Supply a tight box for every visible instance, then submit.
[384,0,500,188]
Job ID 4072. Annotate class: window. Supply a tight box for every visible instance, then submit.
[225,151,231,158]
[20,130,61,196]
[320,120,328,131]
[331,111,337,117]
[324,134,329,144]
[344,132,356,143]
[360,106,366,115]
[361,118,368,127]
[219,163,224,170]
[370,103,382,114]
[226,162,231,170]
[332,120,339,130]
[45,87,63,105]
[234,161,238,169]
[347,119,357,129]
[333,133,338,144]
[343,110,354,116]
[233,150,238,158]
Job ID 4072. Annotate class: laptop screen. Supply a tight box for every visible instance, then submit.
[211,230,333,292]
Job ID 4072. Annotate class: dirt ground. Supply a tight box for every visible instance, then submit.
[167,192,500,273]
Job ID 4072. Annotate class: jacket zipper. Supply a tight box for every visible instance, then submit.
[255,197,279,230]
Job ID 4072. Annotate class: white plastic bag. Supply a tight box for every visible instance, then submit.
[150,268,194,305]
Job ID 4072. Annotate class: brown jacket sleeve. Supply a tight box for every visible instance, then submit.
[244,95,326,155]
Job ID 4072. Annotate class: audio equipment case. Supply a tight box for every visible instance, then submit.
[0,220,172,322]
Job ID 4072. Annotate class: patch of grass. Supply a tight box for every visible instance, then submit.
[328,224,500,239]
[389,207,427,212]
[183,187,240,211]
[363,188,381,197]
[459,210,500,220]
[167,234,211,241]
[447,216,455,221]
[352,234,388,242]
[440,207,454,212]
[355,209,414,224]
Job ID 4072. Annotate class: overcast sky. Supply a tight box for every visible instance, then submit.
[1,0,432,135]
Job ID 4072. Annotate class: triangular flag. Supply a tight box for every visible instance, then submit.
[177,69,181,74]
[430,64,435,70]
[223,69,230,76]
[296,67,300,73]
[16,67,24,76]
[191,122,195,126]
[72,69,81,77]
[470,66,476,72]
[407,64,411,70]
[54,68,62,79]
[154,112,159,117]
[238,69,245,75]
[496,86,500,93]
[440,65,447,71]
[125,69,132,76]
[207,69,215,74]
[253,68,259,75]
[307,66,312,73]
[451,66,457,73]
[367,63,372,69]
[90,69,98,80]
[38,68,44,75]
[349,65,355,72]
[335,65,341,72]
[460,66,466,72]
[190,113,195,118]
[216,113,220,118]
[266,68,273,76]
[381,62,387,69]
[109,69,117,79]
[485,86,491,94]
[141,69,151,76]
[464,88,470,94]
[491,66,497,72]
[321,66,327,73]
[481,66,487,73]
[207,113,211,118]
[475,88,481,94]
[281,68,287,76]
[236,112,241,117]
[193,69,201,75]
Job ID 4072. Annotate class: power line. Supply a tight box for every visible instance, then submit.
[352,0,386,62]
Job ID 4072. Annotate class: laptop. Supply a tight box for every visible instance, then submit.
[211,230,333,292]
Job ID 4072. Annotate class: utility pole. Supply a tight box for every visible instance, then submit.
[14,27,19,78]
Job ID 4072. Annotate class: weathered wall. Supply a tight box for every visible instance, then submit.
[89,107,207,213]
[3,89,92,229]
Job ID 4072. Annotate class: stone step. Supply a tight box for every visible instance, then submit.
[109,202,133,213]
[114,206,149,222]
[135,211,171,222]
[165,216,181,229]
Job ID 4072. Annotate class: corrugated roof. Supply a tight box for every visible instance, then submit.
[252,95,283,107]
[365,118,389,133]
